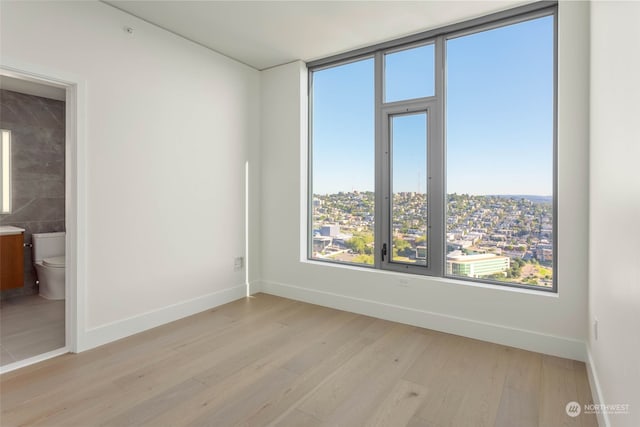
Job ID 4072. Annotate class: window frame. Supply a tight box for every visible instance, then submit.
[383,40,437,103]
[307,2,558,293]
[307,54,377,269]
[380,102,442,276]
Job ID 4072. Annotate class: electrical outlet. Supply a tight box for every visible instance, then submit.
[594,318,599,340]
[234,257,244,271]
[397,278,410,287]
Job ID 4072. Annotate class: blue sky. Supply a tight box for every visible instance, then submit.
[312,15,554,196]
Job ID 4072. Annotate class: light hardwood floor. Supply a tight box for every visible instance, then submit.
[0,294,597,427]
[0,295,65,366]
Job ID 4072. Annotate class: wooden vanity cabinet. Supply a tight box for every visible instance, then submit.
[1,232,24,290]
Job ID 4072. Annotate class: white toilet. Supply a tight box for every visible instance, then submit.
[33,232,65,300]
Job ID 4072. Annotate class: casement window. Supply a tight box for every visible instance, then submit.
[308,3,557,291]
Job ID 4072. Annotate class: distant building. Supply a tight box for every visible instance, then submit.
[320,224,340,237]
[538,248,553,262]
[332,234,353,248]
[313,236,332,253]
[536,244,553,262]
[446,253,510,278]
[535,241,553,262]
[447,240,473,251]
[466,232,484,242]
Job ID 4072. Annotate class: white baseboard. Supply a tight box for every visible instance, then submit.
[260,280,587,362]
[586,348,610,427]
[79,284,246,351]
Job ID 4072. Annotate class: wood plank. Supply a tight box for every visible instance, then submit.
[406,414,439,427]
[298,324,430,425]
[239,317,380,426]
[0,296,302,425]
[411,334,472,424]
[102,379,207,427]
[0,293,297,410]
[138,312,378,426]
[185,367,299,427]
[33,300,310,426]
[495,348,542,427]
[449,342,509,427]
[403,330,462,386]
[0,294,597,427]
[272,409,321,427]
[539,355,582,427]
[365,380,428,427]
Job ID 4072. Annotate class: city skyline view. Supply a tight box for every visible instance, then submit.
[312,191,554,287]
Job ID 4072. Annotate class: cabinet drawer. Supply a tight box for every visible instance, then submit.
[1,233,24,290]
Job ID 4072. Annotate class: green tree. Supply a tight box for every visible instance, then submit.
[393,239,413,257]
[353,254,374,265]
[346,238,366,254]
[346,233,374,255]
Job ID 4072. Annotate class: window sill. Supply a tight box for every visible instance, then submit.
[301,258,559,298]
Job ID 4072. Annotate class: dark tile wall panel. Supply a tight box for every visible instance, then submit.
[0,89,65,299]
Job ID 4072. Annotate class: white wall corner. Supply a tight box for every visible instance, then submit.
[248,280,264,295]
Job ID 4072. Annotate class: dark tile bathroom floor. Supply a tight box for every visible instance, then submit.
[0,295,64,366]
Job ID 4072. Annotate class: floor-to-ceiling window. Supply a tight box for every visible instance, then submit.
[309,4,556,291]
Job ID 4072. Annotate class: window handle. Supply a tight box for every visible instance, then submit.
[381,243,388,262]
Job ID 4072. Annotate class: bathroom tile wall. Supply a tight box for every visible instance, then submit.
[0,89,65,299]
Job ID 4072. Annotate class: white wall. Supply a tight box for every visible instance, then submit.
[259,2,590,361]
[589,2,640,426]
[1,1,260,350]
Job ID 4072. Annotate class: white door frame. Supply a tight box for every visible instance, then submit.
[0,60,86,372]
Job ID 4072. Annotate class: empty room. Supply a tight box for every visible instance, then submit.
[0,1,638,426]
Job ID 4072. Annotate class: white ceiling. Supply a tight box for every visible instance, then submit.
[104,1,528,70]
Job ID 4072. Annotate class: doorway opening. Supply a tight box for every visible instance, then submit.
[0,67,79,373]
